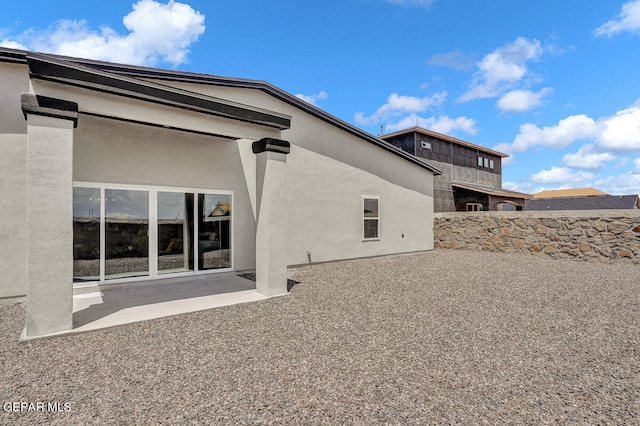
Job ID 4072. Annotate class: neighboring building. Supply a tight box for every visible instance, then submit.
[526,188,640,210]
[0,48,440,339]
[381,127,531,212]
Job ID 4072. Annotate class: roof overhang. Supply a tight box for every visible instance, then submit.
[26,53,291,131]
[452,181,532,199]
[0,47,440,175]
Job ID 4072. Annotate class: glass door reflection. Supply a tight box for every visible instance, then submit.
[198,194,231,270]
[158,192,194,274]
[105,189,149,279]
[73,187,101,282]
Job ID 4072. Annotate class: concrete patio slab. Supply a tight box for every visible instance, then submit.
[72,273,265,333]
[22,273,266,339]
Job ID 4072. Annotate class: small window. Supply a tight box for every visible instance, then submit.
[421,141,431,150]
[466,203,483,212]
[483,158,489,168]
[489,160,494,169]
[478,156,483,167]
[363,197,379,240]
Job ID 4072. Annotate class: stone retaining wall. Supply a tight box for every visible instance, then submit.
[434,210,640,264]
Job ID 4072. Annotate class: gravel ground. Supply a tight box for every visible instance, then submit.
[1,249,639,425]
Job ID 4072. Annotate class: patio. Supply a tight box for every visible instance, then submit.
[71,273,262,335]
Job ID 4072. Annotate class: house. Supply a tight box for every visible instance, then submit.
[526,188,640,210]
[0,47,441,339]
[380,127,531,212]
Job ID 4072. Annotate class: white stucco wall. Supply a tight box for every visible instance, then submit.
[156,80,435,266]
[73,115,258,272]
[0,62,29,299]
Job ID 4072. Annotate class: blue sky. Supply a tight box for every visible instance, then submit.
[2,0,640,195]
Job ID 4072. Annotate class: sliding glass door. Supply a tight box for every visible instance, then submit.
[158,192,194,274]
[105,189,149,279]
[73,188,101,282]
[73,185,232,283]
[198,194,232,270]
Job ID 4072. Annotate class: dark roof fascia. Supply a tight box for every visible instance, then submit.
[0,47,440,175]
[0,48,28,64]
[451,181,532,199]
[25,53,291,130]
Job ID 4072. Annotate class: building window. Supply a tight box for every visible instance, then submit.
[73,184,232,283]
[363,197,380,240]
[466,203,483,212]
[421,141,431,150]
[478,156,495,169]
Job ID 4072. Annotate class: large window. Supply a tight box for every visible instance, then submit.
[73,188,101,282]
[105,189,149,279]
[73,185,232,283]
[158,192,194,274]
[198,194,231,270]
[363,196,380,240]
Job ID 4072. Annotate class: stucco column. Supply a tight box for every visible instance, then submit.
[21,94,78,338]
[253,138,290,297]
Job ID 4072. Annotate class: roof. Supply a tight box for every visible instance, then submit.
[533,188,610,199]
[381,126,509,158]
[526,195,639,211]
[451,181,532,199]
[0,47,442,176]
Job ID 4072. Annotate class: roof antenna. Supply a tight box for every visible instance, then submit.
[379,125,384,136]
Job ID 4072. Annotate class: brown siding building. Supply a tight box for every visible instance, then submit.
[381,127,531,212]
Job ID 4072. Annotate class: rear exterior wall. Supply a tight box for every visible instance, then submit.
[156,80,436,265]
[0,62,29,298]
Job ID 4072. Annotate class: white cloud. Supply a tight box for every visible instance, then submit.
[561,145,616,169]
[457,37,544,102]
[355,91,447,125]
[428,50,475,71]
[383,113,477,135]
[634,157,640,172]
[508,114,598,152]
[0,38,28,50]
[496,87,552,112]
[594,0,640,37]
[596,104,640,150]
[595,173,640,195]
[0,0,205,67]
[530,166,594,184]
[498,100,640,156]
[295,91,328,106]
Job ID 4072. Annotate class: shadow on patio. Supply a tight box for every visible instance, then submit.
[73,273,262,333]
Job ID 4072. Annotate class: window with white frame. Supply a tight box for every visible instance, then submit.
[73,183,232,283]
[363,196,380,240]
[466,203,483,212]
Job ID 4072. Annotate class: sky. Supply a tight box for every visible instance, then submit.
[2,0,640,195]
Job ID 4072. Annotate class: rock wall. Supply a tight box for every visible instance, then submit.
[434,210,640,264]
